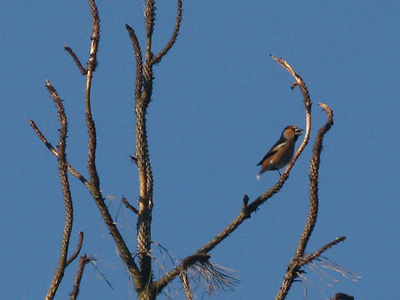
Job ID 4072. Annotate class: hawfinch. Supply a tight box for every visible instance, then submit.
[257,125,303,179]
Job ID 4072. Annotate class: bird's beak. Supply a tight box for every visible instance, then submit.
[295,128,303,136]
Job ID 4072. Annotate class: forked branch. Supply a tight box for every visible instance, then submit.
[31,1,143,296]
[274,103,340,300]
[154,56,312,295]
[125,1,184,297]
[77,0,142,287]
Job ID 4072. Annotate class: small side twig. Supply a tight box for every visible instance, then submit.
[241,194,249,212]
[125,25,143,100]
[129,154,138,165]
[29,119,90,186]
[64,46,87,75]
[122,197,139,214]
[152,0,183,65]
[67,232,85,266]
[69,254,91,300]
[302,237,346,266]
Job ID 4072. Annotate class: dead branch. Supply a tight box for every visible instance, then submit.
[180,272,193,300]
[64,46,87,75]
[29,119,90,187]
[152,0,183,65]
[67,232,84,266]
[125,24,143,100]
[44,80,74,300]
[302,237,346,266]
[69,254,91,300]
[122,197,139,214]
[75,0,142,287]
[274,103,337,300]
[31,1,142,295]
[296,103,333,257]
[199,56,312,253]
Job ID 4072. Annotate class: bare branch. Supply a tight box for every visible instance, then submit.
[275,102,336,300]
[67,232,85,266]
[155,57,313,295]
[69,254,91,300]
[64,46,87,75]
[77,0,142,287]
[152,0,183,65]
[87,0,100,73]
[296,103,334,257]
[125,24,143,99]
[122,197,139,214]
[83,3,141,278]
[270,55,312,112]
[28,119,57,155]
[241,194,249,212]
[180,272,193,300]
[85,0,100,190]
[302,237,346,266]
[29,119,91,187]
[133,1,160,293]
[197,57,312,254]
[145,0,156,39]
[44,80,74,300]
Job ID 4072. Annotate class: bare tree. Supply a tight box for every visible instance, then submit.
[30,1,355,300]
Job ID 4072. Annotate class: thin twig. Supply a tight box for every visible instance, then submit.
[29,119,90,187]
[152,0,183,65]
[302,237,346,265]
[64,46,87,75]
[69,254,91,300]
[125,25,143,100]
[89,259,115,290]
[122,197,139,214]
[67,232,85,266]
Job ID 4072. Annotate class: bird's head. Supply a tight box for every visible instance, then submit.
[283,125,303,141]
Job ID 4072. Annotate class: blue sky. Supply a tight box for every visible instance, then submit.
[1,1,400,300]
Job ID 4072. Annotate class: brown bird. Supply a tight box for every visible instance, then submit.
[257,125,303,179]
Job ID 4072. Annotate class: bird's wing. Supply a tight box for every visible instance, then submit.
[256,140,286,166]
